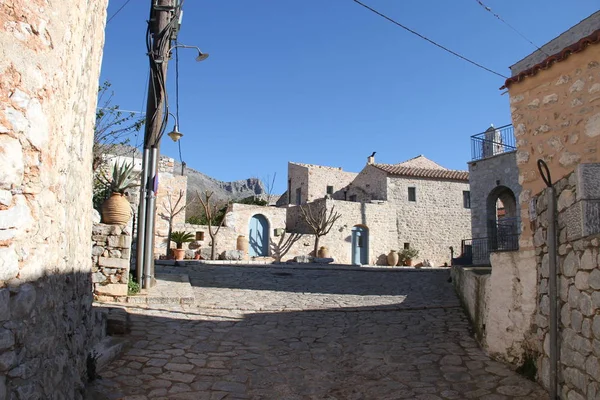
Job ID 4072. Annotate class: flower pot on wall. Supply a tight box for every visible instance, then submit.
[404,259,413,266]
[173,248,185,261]
[387,250,399,267]
[318,246,330,258]
[101,193,131,225]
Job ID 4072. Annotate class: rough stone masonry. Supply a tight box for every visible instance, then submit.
[0,1,108,398]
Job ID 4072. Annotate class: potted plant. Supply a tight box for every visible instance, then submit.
[399,247,419,266]
[170,231,194,260]
[100,161,138,225]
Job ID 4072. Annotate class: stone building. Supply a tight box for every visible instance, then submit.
[282,155,471,265]
[465,124,522,265]
[500,12,600,399]
[0,0,108,397]
[453,11,600,399]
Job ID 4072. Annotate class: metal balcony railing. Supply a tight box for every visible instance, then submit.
[471,124,516,161]
[453,218,520,266]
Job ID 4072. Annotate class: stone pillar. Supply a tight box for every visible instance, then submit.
[0,1,108,397]
[92,223,132,300]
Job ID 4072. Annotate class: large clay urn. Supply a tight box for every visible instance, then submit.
[387,250,399,267]
[318,246,330,258]
[101,193,131,225]
[237,235,248,253]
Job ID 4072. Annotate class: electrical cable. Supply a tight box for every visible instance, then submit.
[351,0,508,79]
[175,43,184,166]
[474,0,549,56]
[106,0,133,24]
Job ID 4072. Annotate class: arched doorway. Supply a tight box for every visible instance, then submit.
[486,186,519,251]
[351,225,369,265]
[249,214,269,257]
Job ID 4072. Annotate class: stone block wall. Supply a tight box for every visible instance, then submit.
[531,164,600,398]
[92,223,132,300]
[0,0,108,397]
[288,162,357,205]
[468,151,521,240]
[387,176,472,265]
[347,165,388,202]
[507,45,600,249]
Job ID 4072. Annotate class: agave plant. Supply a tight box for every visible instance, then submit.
[104,161,138,194]
[170,231,195,249]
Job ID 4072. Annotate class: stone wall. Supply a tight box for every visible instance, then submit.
[347,165,388,202]
[507,44,600,250]
[468,151,521,240]
[0,0,108,397]
[92,223,132,300]
[154,174,188,257]
[387,176,472,265]
[451,267,491,342]
[288,162,357,205]
[531,164,600,398]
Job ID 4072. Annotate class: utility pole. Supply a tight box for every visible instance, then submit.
[136,0,177,289]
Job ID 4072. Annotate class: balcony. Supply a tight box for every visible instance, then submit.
[471,124,516,161]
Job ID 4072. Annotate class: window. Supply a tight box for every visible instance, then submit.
[196,232,205,241]
[295,188,302,205]
[408,187,416,202]
[404,242,410,249]
[327,185,334,195]
[349,194,357,202]
[463,191,471,209]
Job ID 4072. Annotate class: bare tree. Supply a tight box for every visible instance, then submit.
[94,81,144,171]
[299,203,342,257]
[159,190,192,257]
[263,172,277,205]
[196,190,227,260]
[270,231,303,263]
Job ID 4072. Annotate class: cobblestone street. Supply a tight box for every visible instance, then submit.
[90,265,547,399]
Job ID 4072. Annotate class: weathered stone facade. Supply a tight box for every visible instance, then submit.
[387,175,471,265]
[506,28,600,250]
[531,165,600,398]
[287,162,358,204]
[0,0,108,397]
[92,223,132,300]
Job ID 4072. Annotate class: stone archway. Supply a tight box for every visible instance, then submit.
[486,186,519,251]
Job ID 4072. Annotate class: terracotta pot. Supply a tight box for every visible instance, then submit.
[387,250,399,266]
[236,235,248,253]
[101,193,131,225]
[404,259,413,266]
[173,248,185,261]
[318,246,330,258]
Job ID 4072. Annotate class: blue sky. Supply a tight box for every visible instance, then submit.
[100,1,598,193]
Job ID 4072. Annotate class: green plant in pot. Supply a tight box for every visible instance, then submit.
[100,162,138,225]
[399,247,419,266]
[170,231,194,261]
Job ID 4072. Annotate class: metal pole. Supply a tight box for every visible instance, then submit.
[135,148,150,286]
[143,147,158,289]
[548,186,558,400]
[538,159,557,400]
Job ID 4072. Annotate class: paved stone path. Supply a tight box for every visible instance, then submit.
[90,265,548,399]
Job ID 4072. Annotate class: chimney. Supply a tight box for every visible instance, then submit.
[367,155,374,165]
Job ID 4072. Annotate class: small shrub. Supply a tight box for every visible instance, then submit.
[127,274,140,295]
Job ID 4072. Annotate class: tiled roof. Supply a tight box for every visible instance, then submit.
[501,29,600,90]
[372,164,469,182]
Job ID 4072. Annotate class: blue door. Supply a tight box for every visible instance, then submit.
[249,214,269,257]
[351,226,368,265]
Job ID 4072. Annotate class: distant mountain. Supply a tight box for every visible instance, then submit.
[174,161,267,219]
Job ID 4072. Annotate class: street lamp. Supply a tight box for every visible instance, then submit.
[169,44,209,62]
[166,112,183,142]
